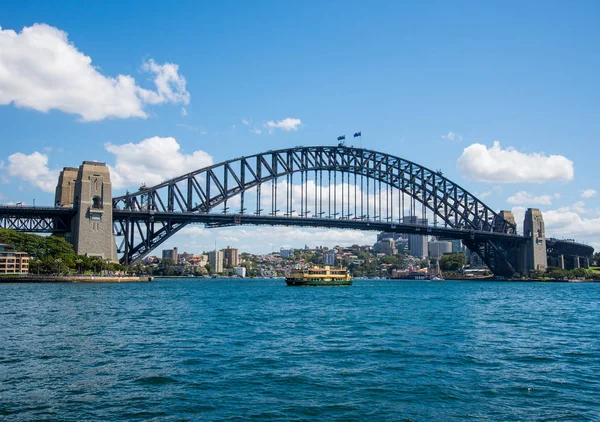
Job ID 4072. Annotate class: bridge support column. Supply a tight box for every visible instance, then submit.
[56,162,118,262]
[548,254,565,269]
[580,257,589,269]
[519,208,547,274]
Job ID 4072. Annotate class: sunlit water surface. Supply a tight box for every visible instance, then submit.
[1,279,599,420]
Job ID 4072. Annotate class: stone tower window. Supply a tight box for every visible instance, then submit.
[92,196,102,209]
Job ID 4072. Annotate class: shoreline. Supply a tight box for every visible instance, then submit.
[0,275,153,283]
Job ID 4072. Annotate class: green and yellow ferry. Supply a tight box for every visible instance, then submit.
[285,266,353,286]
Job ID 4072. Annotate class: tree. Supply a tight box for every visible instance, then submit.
[440,253,466,271]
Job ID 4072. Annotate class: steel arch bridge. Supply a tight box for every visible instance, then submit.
[111,145,524,276]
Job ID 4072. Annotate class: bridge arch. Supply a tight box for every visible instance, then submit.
[114,146,515,232]
[112,146,519,275]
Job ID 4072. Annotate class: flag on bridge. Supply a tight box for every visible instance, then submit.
[354,131,361,137]
[337,135,345,141]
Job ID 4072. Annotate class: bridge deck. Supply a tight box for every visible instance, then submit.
[112,210,527,243]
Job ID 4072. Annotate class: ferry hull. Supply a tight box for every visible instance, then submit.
[285,278,353,286]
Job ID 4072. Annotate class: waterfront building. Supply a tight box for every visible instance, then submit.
[162,247,178,264]
[234,267,247,277]
[222,246,240,267]
[428,240,452,258]
[323,249,337,265]
[208,250,224,273]
[0,244,29,274]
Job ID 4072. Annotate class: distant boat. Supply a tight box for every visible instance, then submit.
[431,260,445,281]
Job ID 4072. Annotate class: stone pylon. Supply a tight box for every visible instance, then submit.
[55,161,118,262]
[521,208,547,273]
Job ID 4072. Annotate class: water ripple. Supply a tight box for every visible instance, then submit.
[1,279,599,420]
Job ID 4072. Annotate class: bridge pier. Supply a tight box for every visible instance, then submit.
[56,162,118,262]
[517,208,548,275]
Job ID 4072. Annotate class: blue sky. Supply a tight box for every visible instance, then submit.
[1,1,599,253]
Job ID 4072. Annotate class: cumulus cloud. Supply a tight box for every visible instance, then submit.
[5,151,59,193]
[105,137,212,189]
[441,131,462,141]
[544,205,600,239]
[509,202,597,244]
[265,117,302,133]
[0,24,190,121]
[457,141,574,183]
[581,189,597,199]
[507,191,560,206]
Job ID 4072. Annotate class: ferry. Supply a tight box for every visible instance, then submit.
[285,266,353,286]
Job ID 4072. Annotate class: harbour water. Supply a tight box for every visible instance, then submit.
[1,278,599,420]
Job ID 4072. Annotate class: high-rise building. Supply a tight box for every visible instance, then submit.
[208,250,224,273]
[323,249,337,265]
[162,247,178,264]
[405,216,428,258]
[222,246,240,267]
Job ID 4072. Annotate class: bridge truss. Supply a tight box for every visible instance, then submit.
[112,146,523,276]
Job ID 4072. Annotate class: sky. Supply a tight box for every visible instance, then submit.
[1,0,599,254]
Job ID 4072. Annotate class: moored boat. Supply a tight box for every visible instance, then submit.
[285,266,353,286]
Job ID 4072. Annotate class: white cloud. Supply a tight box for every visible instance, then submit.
[137,59,190,105]
[5,151,59,193]
[0,24,190,121]
[581,189,597,199]
[105,136,212,189]
[510,202,598,245]
[477,186,500,200]
[544,209,600,239]
[507,191,560,205]
[265,117,302,133]
[180,107,188,117]
[176,123,206,134]
[441,131,462,142]
[457,141,574,183]
[242,118,263,134]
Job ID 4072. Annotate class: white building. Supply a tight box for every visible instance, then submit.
[234,267,247,277]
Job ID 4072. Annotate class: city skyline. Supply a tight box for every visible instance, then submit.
[1,1,599,254]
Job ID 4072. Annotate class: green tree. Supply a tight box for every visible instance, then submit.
[439,253,467,271]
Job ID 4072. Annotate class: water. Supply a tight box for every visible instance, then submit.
[1,279,599,421]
